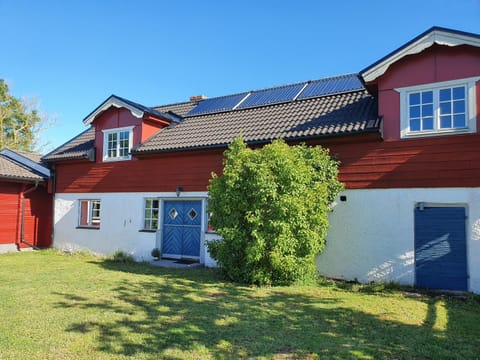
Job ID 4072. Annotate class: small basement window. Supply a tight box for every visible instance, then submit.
[102,126,134,161]
[79,199,101,228]
[397,76,479,138]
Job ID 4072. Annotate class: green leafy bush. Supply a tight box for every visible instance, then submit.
[207,138,343,285]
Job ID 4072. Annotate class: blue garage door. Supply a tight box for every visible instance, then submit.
[414,206,468,291]
[163,201,202,258]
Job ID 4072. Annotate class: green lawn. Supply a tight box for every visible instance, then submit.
[0,251,479,359]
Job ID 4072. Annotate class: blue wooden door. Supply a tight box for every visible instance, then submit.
[414,206,468,291]
[163,201,202,258]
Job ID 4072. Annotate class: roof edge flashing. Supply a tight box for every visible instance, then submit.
[83,95,145,125]
[361,27,480,83]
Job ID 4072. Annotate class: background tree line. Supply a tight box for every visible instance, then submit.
[0,79,51,152]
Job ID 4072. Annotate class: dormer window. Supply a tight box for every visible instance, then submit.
[102,126,134,161]
[397,76,479,138]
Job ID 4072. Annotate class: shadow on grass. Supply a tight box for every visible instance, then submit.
[53,260,480,359]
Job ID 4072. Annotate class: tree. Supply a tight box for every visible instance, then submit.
[207,137,343,285]
[0,79,47,151]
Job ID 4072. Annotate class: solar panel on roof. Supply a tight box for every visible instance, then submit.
[237,83,305,109]
[187,93,248,116]
[297,75,364,100]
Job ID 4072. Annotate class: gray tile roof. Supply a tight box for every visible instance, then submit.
[44,74,380,160]
[42,127,95,162]
[134,90,379,153]
[0,149,49,182]
[153,101,196,117]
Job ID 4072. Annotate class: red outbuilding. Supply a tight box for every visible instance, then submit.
[0,149,52,252]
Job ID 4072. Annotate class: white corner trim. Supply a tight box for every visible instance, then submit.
[83,97,144,125]
[362,30,480,83]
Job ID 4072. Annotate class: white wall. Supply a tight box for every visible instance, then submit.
[54,192,208,262]
[53,188,480,293]
[0,244,18,253]
[317,188,480,293]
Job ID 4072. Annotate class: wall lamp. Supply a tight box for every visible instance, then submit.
[176,186,183,197]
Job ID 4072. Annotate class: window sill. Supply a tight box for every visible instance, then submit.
[76,226,100,230]
[401,128,473,139]
[139,229,157,233]
[102,156,132,163]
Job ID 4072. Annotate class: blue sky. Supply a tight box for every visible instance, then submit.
[1,0,479,152]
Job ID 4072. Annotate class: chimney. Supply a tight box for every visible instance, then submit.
[189,95,207,103]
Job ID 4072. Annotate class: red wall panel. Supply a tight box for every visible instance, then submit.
[55,133,480,192]
[0,182,52,247]
[24,185,53,248]
[328,133,480,188]
[55,149,225,193]
[0,183,21,244]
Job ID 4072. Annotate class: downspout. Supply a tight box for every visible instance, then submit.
[18,180,40,250]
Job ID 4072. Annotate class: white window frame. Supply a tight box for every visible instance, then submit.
[102,126,134,161]
[78,199,101,228]
[143,198,160,231]
[396,76,479,139]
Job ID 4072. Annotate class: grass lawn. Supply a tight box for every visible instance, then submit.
[1,251,479,359]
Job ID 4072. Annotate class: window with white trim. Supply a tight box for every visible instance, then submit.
[79,199,101,228]
[397,77,479,138]
[102,126,134,161]
[144,198,159,231]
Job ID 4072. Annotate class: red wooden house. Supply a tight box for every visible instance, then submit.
[43,27,480,293]
[0,149,52,252]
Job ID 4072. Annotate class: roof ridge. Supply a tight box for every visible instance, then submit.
[153,100,195,109]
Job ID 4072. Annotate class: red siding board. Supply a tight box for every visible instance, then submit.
[56,149,225,193]
[0,182,52,247]
[55,133,480,192]
[0,183,21,245]
[330,133,480,188]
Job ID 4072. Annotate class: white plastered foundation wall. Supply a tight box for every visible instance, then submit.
[54,188,480,293]
[316,188,480,294]
[53,192,211,263]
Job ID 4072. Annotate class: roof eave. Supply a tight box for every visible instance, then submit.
[0,174,46,183]
[42,151,94,163]
[360,27,480,83]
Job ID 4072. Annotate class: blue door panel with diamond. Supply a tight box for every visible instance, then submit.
[162,201,202,258]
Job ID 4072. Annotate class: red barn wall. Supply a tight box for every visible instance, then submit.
[23,185,53,248]
[54,131,480,193]
[376,45,480,140]
[55,149,225,193]
[326,133,480,189]
[0,182,52,248]
[0,183,21,245]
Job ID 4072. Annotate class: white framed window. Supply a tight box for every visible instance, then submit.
[102,126,134,161]
[144,198,159,231]
[396,76,479,138]
[79,199,101,228]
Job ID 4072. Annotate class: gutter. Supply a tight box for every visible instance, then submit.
[17,180,40,250]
